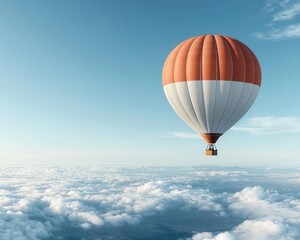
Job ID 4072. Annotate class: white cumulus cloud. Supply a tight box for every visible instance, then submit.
[190,184,300,240]
[233,220,285,240]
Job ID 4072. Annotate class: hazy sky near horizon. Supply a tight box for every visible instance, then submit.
[0,0,300,166]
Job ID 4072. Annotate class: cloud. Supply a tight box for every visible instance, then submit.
[272,1,300,22]
[255,0,300,40]
[0,166,225,239]
[191,232,213,240]
[232,116,300,135]
[103,213,140,227]
[253,24,300,39]
[190,182,300,240]
[192,231,235,240]
[195,170,248,177]
[161,116,300,137]
[69,211,104,226]
[159,132,200,139]
[233,220,284,240]
[1,166,300,239]
[194,220,286,240]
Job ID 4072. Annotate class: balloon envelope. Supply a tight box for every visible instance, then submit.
[162,34,262,155]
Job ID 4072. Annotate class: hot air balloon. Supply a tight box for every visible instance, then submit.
[162,34,261,156]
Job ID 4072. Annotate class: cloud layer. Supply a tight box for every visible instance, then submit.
[0,166,300,239]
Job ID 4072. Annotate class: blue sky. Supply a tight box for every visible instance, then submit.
[0,0,299,166]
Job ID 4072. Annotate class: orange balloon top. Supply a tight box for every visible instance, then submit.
[162,34,261,86]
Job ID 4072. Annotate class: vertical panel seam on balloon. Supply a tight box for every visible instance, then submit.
[217,37,245,132]
[169,42,200,130]
[214,36,233,133]
[201,35,208,132]
[186,37,206,133]
[164,85,199,132]
[220,40,247,132]
[183,37,205,131]
[223,44,257,132]
[210,35,224,132]
[211,35,218,133]
[173,40,203,130]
